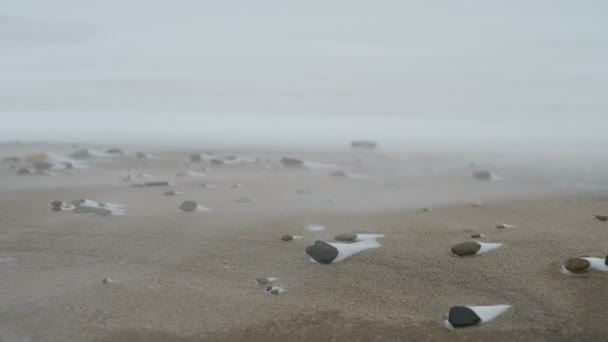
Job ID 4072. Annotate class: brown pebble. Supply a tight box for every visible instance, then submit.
[564,258,591,273]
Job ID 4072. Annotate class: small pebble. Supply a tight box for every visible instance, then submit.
[281,235,293,242]
[270,289,280,295]
[256,278,269,285]
[102,277,114,284]
[595,215,608,222]
[266,286,272,292]
[564,258,591,273]
[179,201,197,212]
[470,234,483,238]
[335,233,358,242]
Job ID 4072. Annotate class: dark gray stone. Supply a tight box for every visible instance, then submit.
[448,306,482,327]
[472,170,491,180]
[16,168,31,175]
[270,289,280,295]
[605,255,608,266]
[280,157,304,168]
[281,235,293,242]
[190,154,202,162]
[335,233,357,242]
[350,140,378,150]
[179,201,197,212]
[305,240,339,264]
[595,215,608,222]
[143,181,170,187]
[32,161,53,170]
[470,234,482,238]
[51,201,63,207]
[70,149,92,159]
[451,242,481,256]
[256,278,270,285]
[330,170,348,178]
[164,190,178,196]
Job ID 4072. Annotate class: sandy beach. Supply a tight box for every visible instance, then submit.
[0,142,606,342]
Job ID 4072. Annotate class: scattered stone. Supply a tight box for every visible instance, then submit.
[179,200,198,212]
[448,306,482,327]
[350,140,378,150]
[305,240,339,264]
[164,190,179,196]
[16,168,31,175]
[564,258,591,273]
[102,277,114,284]
[51,206,61,212]
[495,223,515,229]
[70,149,93,160]
[280,157,304,168]
[2,156,20,163]
[106,148,124,154]
[270,289,280,295]
[51,201,63,207]
[256,278,270,285]
[143,181,170,187]
[281,235,293,242]
[595,215,608,222]
[335,233,358,242]
[330,170,348,178]
[472,170,491,180]
[32,161,53,170]
[470,234,485,238]
[451,242,481,256]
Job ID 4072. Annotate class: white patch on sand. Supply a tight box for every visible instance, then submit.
[176,170,207,178]
[265,286,286,294]
[0,256,17,265]
[306,225,325,232]
[310,234,385,263]
[496,223,515,229]
[561,257,608,275]
[303,161,339,170]
[80,199,126,215]
[195,205,213,212]
[476,243,502,254]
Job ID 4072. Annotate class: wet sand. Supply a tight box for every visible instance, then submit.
[1,143,607,341]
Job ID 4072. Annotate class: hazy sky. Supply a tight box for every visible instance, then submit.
[1,1,608,148]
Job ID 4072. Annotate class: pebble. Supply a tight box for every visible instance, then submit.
[470,234,484,238]
[51,201,63,207]
[179,201,198,212]
[102,277,114,284]
[305,240,339,264]
[496,223,515,229]
[330,170,348,178]
[70,149,92,159]
[605,255,608,266]
[335,233,358,242]
[350,140,378,150]
[448,306,481,327]
[451,242,481,256]
[51,206,61,212]
[595,215,608,222]
[256,278,270,285]
[564,258,591,273]
[164,190,179,196]
[281,235,293,242]
[143,181,170,187]
[270,289,280,295]
[280,157,304,168]
[16,168,31,175]
[472,170,491,180]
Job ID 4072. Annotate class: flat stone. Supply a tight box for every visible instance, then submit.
[102,277,114,284]
[51,201,63,207]
[472,170,491,180]
[70,149,92,159]
[470,234,482,238]
[330,170,348,178]
[451,242,481,256]
[350,140,378,150]
[143,181,170,187]
[164,190,178,196]
[595,215,608,222]
[564,258,590,273]
[448,306,482,327]
[335,233,357,242]
[281,235,293,242]
[256,278,270,285]
[280,157,304,168]
[32,161,53,170]
[51,206,61,212]
[179,201,197,212]
[305,240,339,264]
[106,148,124,154]
[270,289,280,295]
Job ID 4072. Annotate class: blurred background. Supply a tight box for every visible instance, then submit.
[1,0,607,153]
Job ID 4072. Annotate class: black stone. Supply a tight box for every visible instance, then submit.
[448,306,482,327]
[595,215,608,222]
[305,240,339,264]
[280,157,304,168]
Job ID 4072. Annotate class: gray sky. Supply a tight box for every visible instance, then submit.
[1,1,608,149]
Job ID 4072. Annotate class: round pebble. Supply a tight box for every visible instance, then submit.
[281,235,293,242]
[564,258,591,273]
[256,278,269,285]
[270,289,280,295]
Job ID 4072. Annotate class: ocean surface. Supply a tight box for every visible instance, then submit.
[1,0,608,152]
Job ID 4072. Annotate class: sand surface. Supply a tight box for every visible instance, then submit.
[1,143,607,341]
